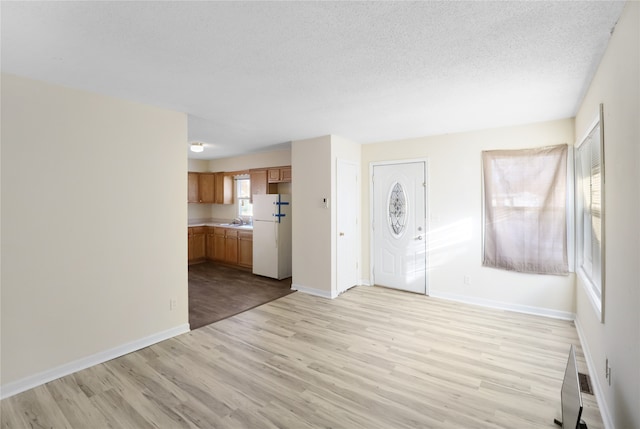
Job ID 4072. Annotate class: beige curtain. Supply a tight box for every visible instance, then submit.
[482,144,569,275]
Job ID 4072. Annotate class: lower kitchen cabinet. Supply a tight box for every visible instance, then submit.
[191,226,252,269]
[225,229,239,264]
[205,227,216,260]
[188,227,206,263]
[238,231,253,268]
[213,227,226,261]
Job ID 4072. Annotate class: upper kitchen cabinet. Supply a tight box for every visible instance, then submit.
[215,172,233,205]
[250,166,292,201]
[281,167,292,182]
[250,169,268,202]
[268,166,291,183]
[187,171,233,204]
[188,172,199,203]
[198,173,215,204]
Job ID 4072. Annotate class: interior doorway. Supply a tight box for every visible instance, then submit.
[337,159,359,295]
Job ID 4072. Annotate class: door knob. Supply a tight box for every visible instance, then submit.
[339,232,345,236]
[416,235,423,240]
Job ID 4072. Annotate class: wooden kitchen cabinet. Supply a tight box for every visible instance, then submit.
[188,227,206,263]
[198,173,215,203]
[188,171,233,204]
[250,169,268,202]
[214,172,233,205]
[267,166,292,183]
[213,227,226,261]
[188,173,199,203]
[190,166,290,205]
[194,226,253,269]
[281,166,292,182]
[268,168,281,182]
[205,227,216,260]
[224,229,239,264]
[238,231,253,269]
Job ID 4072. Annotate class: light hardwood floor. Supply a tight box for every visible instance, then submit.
[1,286,603,428]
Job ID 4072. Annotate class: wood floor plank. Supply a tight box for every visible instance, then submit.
[1,286,604,428]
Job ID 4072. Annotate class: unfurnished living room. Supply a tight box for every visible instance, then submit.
[1,2,639,429]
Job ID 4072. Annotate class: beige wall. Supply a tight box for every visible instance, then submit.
[188,159,209,172]
[574,2,640,428]
[361,119,576,316]
[1,74,188,387]
[208,149,290,172]
[291,136,332,296]
[291,135,361,297]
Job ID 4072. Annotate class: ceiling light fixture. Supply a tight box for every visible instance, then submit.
[190,142,204,153]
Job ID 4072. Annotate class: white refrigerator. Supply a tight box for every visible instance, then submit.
[252,194,292,279]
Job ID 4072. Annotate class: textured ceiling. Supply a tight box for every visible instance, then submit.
[1,1,625,159]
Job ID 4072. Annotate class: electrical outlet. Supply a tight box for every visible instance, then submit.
[464,275,471,285]
[170,299,177,311]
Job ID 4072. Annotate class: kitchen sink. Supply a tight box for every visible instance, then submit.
[218,223,252,229]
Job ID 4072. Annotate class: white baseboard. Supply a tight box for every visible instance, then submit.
[291,283,336,299]
[0,323,190,400]
[359,279,372,286]
[574,318,614,429]
[429,290,575,321]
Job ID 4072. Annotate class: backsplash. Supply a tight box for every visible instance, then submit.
[188,203,212,221]
[210,203,237,221]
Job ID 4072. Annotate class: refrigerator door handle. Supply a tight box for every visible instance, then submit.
[274,219,278,248]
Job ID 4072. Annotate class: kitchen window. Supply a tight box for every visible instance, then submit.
[236,177,253,218]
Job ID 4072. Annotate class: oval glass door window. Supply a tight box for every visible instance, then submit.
[388,182,407,237]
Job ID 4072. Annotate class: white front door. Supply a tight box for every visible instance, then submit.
[337,160,359,294]
[372,161,427,294]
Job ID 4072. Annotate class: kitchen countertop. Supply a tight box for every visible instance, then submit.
[188,218,253,230]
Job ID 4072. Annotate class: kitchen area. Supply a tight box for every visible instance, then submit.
[187,160,294,329]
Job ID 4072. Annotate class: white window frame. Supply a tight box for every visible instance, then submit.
[575,104,605,322]
[235,176,252,219]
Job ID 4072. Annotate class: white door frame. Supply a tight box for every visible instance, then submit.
[369,158,429,295]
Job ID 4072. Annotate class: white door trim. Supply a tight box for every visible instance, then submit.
[369,158,430,295]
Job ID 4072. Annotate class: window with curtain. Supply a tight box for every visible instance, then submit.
[575,109,604,314]
[482,144,569,275]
